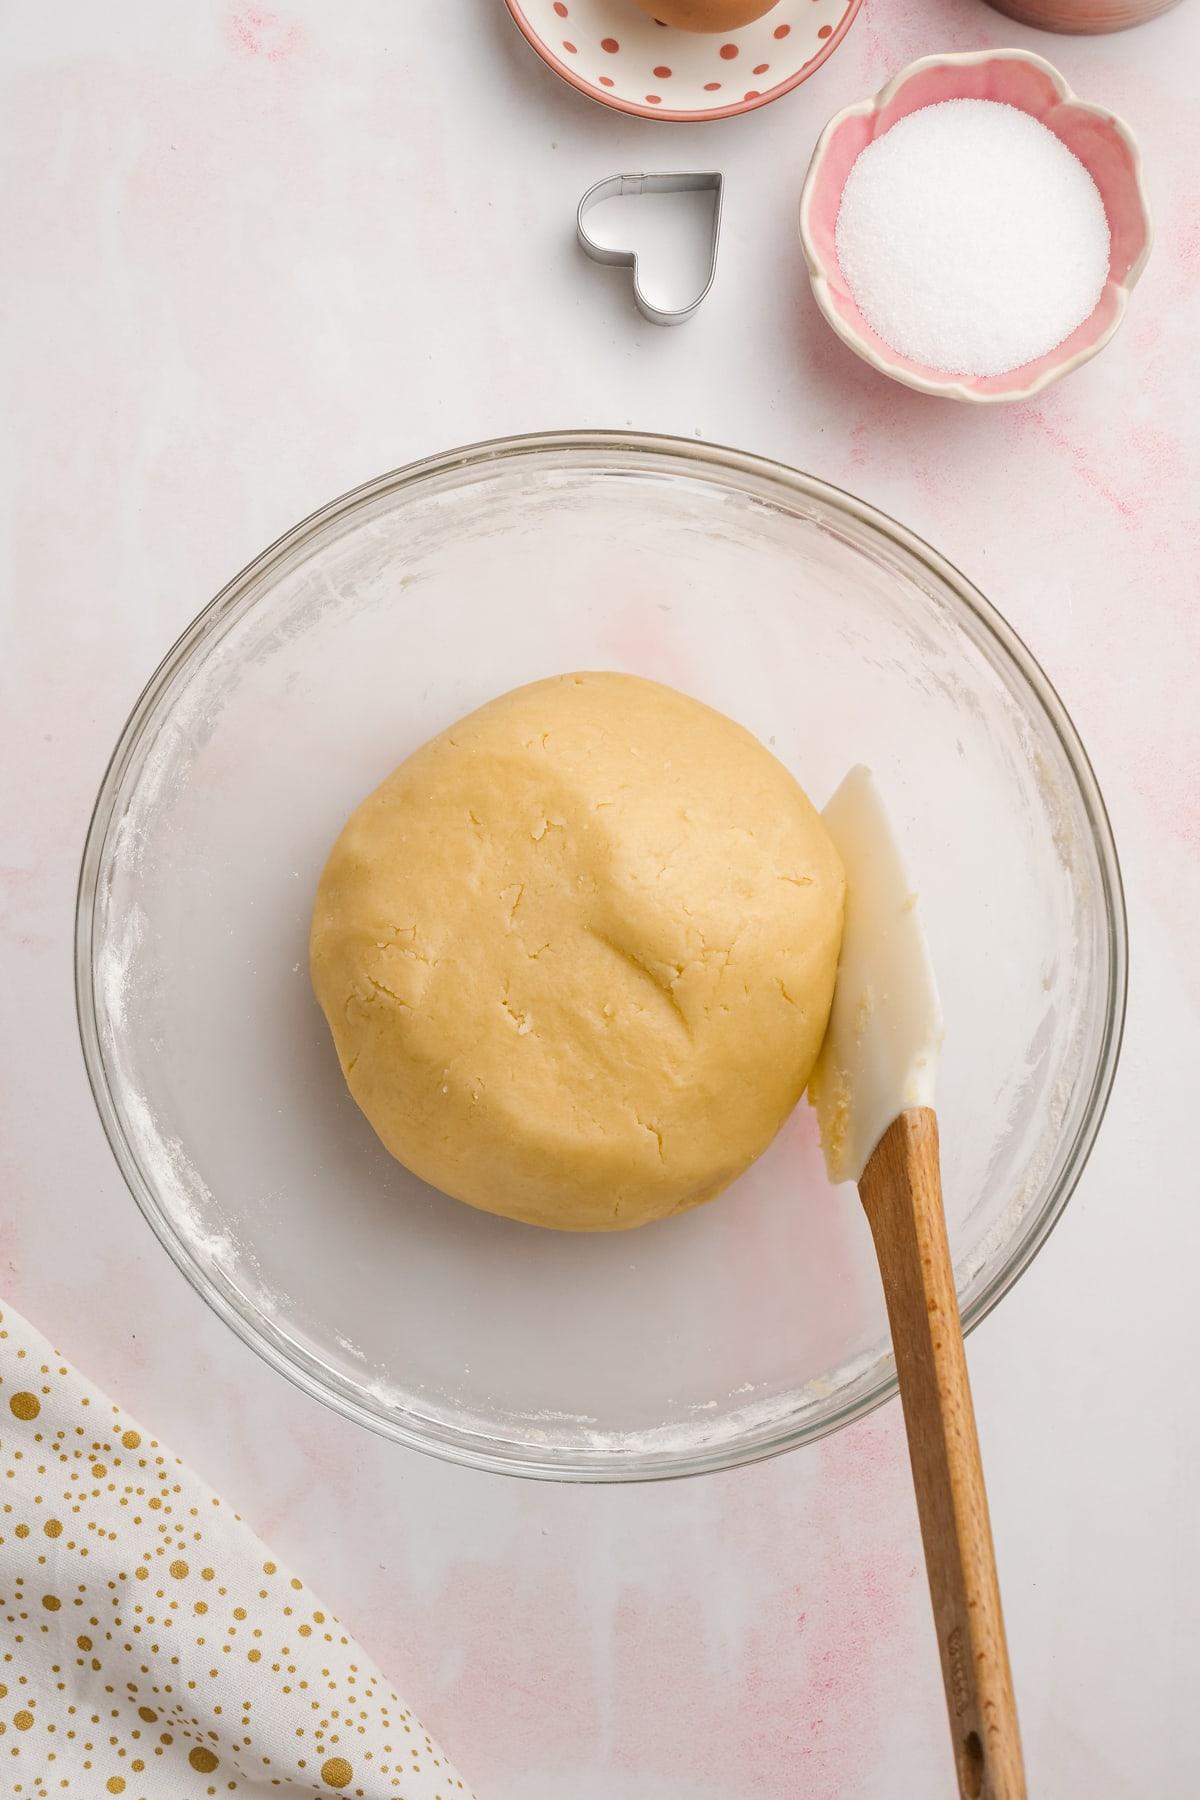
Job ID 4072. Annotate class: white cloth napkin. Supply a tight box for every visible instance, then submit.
[0,1298,475,1798]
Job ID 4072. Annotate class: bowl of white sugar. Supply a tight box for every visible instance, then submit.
[799,49,1151,403]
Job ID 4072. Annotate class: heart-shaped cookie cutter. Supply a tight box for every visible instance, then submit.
[576,171,724,327]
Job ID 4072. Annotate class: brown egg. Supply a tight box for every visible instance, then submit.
[629,0,780,29]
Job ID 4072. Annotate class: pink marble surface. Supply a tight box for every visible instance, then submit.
[1,2,1197,1794]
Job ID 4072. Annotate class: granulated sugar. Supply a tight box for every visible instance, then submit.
[835,99,1111,377]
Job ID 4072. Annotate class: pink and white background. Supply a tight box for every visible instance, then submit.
[2,2,1197,1794]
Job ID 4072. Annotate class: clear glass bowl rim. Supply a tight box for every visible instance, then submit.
[75,429,1128,1483]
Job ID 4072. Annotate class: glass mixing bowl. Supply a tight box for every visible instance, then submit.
[77,432,1125,1481]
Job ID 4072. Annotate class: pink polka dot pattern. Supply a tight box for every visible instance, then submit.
[503,0,861,121]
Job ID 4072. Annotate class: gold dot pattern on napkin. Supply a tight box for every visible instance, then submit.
[0,1303,475,1799]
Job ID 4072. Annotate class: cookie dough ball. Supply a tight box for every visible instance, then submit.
[310,674,844,1231]
[629,1,779,30]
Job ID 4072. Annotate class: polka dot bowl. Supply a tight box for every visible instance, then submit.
[799,49,1153,403]
[503,0,862,122]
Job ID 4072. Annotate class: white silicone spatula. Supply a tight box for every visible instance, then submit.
[811,767,1027,1800]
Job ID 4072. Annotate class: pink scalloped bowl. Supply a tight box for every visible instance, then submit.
[799,50,1152,403]
[503,0,862,123]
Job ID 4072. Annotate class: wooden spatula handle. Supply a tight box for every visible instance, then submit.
[859,1108,1026,1800]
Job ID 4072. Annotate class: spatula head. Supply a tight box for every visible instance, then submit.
[809,766,944,1185]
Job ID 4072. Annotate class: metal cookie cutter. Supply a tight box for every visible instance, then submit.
[576,171,724,327]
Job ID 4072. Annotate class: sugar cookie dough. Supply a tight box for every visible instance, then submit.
[310,673,845,1231]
